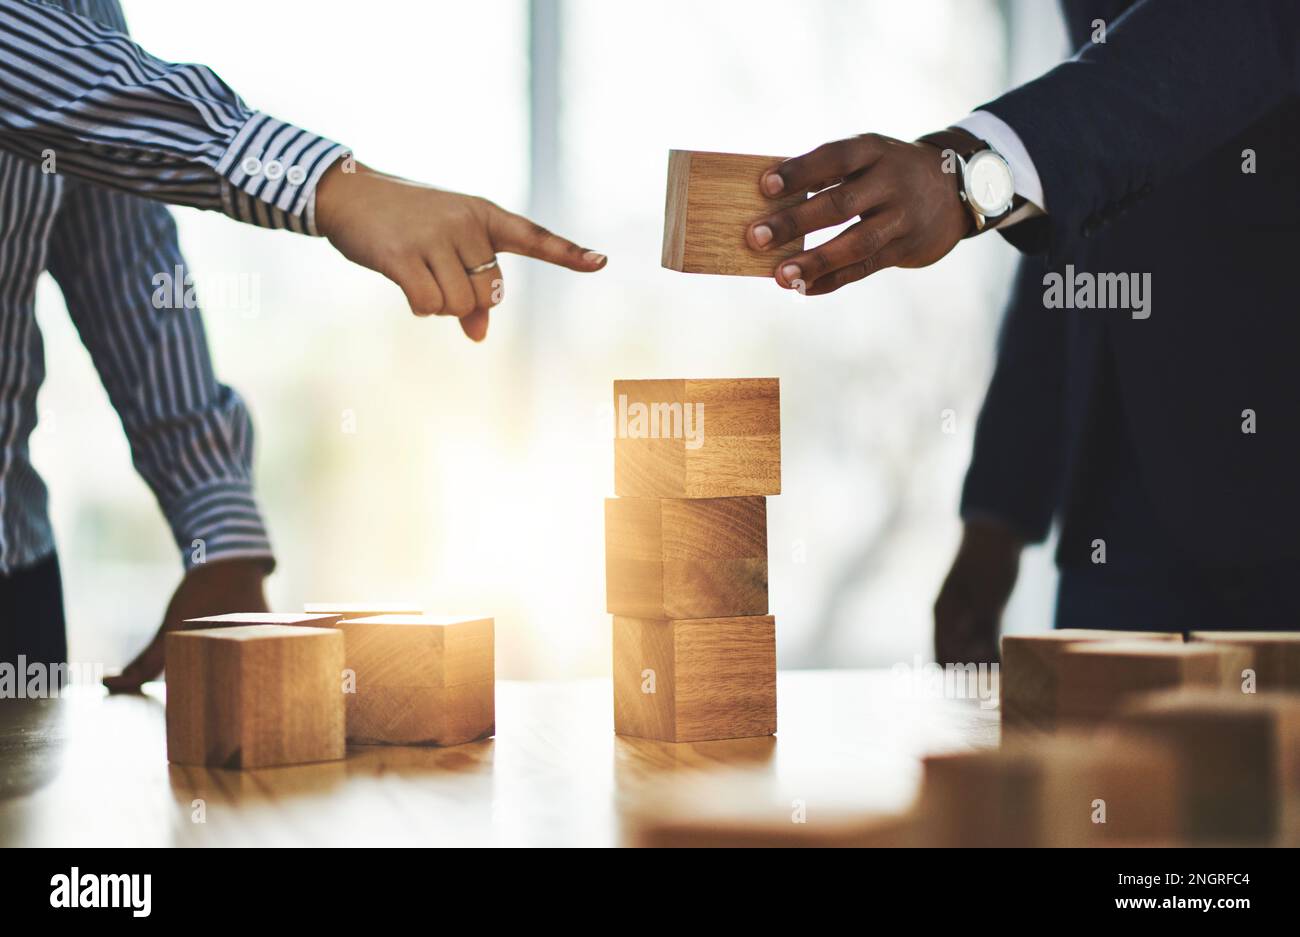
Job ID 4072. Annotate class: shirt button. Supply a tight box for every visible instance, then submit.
[263,160,284,180]
[286,165,307,185]
[240,155,262,176]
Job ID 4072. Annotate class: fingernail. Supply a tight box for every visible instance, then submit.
[763,173,785,196]
[751,224,773,247]
[583,251,607,266]
[781,263,802,284]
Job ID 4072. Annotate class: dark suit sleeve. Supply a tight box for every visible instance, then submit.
[960,256,1065,543]
[981,0,1299,263]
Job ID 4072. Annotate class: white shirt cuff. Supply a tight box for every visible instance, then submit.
[953,110,1047,214]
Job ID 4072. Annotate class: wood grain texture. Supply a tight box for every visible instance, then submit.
[605,496,767,618]
[613,378,780,498]
[918,734,1182,846]
[303,603,422,621]
[613,615,776,743]
[1189,631,1300,690]
[1056,641,1253,726]
[165,624,345,769]
[1116,689,1300,842]
[347,683,495,746]
[661,150,804,277]
[337,615,494,746]
[1001,629,1183,732]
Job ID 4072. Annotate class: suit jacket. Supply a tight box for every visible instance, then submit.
[961,0,1300,569]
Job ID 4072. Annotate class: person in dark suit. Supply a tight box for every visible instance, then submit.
[740,0,1300,660]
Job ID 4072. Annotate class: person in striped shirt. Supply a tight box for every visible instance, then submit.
[0,0,606,691]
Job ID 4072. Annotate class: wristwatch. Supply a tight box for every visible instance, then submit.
[918,129,1022,235]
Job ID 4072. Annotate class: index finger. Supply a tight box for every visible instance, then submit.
[760,135,885,199]
[488,207,607,272]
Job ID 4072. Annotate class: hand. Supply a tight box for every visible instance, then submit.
[746,132,973,295]
[933,518,1023,667]
[314,162,607,342]
[102,558,270,694]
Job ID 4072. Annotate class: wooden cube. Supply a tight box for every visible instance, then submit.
[662,150,804,277]
[1056,641,1253,726]
[339,615,494,746]
[1189,631,1300,691]
[917,734,1182,847]
[605,496,767,619]
[166,620,345,769]
[1001,629,1183,732]
[1117,690,1300,842]
[304,602,422,621]
[613,615,775,742]
[613,378,780,498]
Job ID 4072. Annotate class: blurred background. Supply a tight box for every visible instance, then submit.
[32,0,1068,679]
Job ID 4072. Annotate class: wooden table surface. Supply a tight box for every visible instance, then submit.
[0,670,998,847]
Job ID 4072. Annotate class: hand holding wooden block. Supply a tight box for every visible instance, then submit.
[340,615,494,746]
[605,495,767,619]
[613,378,780,498]
[1116,689,1300,843]
[166,617,346,769]
[1189,631,1300,690]
[662,150,804,277]
[1001,629,1183,732]
[1056,640,1253,726]
[614,615,776,742]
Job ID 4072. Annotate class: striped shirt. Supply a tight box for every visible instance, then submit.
[0,0,348,574]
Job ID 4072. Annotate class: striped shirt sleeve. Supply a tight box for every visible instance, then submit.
[0,0,348,235]
[45,180,276,571]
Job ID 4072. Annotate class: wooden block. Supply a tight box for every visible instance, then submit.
[165,623,345,769]
[339,615,494,746]
[1189,631,1300,691]
[304,603,422,621]
[613,615,775,742]
[186,612,344,628]
[634,797,913,847]
[613,378,780,498]
[1001,629,1183,732]
[1056,641,1252,726]
[662,150,804,277]
[605,496,767,618]
[917,734,1182,846]
[1116,690,1300,842]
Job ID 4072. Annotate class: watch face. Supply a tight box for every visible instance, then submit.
[965,150,1014,216]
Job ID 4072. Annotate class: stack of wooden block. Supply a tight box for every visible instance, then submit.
[165,606,495,770]
[606,378,780,742]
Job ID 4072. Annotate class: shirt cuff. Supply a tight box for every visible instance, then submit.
[163,480,276,573]
[215,112,350,236]
[953,110,1047,213]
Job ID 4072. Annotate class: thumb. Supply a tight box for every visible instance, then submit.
[488,205,607,272]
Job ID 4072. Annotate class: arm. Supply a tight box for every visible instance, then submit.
[0,0,344,233]
[934,257,1065,665]
[0,0,606,341]
[44,183,272,690]
[743,0,1298,291]
[979,0,1300,263]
